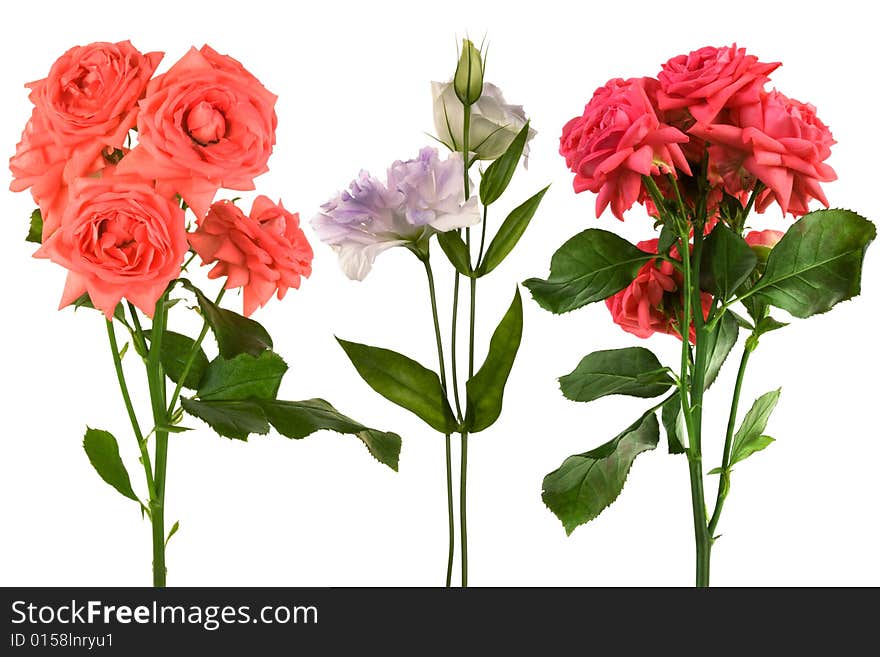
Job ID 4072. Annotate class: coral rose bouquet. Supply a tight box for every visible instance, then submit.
[10,42,400,586]
[525,45,875,586]
[314,39,546,586]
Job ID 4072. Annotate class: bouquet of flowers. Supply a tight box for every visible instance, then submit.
[526,44,875,586]
[10,41,401,586]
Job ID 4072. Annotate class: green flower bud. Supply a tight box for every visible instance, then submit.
[454,39,483,106]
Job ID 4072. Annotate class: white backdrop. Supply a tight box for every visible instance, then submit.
[0,0,877,587]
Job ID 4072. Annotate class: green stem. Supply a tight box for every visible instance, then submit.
[106,320,156,502]
[450,273,464,422]
[460,430,468,587]
[422,259,455,588]
[146,293,170,587]
[167,287,226,415]
[707,343,754,537]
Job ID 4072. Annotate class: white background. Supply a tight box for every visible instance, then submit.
[0,0,877,587]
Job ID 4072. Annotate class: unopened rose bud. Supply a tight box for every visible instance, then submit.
[745,229,784,264]
[454,39,483,106]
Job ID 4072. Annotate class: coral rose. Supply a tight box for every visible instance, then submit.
[657,44,779,124]
[690,90,836,216]
[605,239,712,342]
[189,197,313,317]
[117,46,277,219]
[35,176,188,319]
[560,77,691,220]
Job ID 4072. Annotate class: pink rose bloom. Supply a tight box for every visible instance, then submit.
[691,90,836,216]
[744,229,784,248]
[35,176,188,319]
[605,239,712,343]
[657,44,780,124]
[118,46,278,219]
[560,77,691,220]
[189,197,313,317]
[10,41,161,237]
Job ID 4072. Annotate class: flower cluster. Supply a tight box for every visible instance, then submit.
[10,41,311,318]
[312,147,480,280]
[561,44,836,340]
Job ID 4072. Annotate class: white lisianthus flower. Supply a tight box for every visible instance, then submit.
[432,81,536,164]
[312,147,479,280]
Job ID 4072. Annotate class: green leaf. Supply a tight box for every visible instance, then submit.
[151,330,209,390]
[180,280,272,358]
[703,311,739,390]
[559,347,673,403]
[436,230,472,276]
[465,288,523,433]
[479,122,531,206]
[259,398,401,470]
[336,338,457,434]
[165,521,180,547]
[730,389,780,467]
[477,186,549,276]
[662,392,687,454]
[197,351,288,401]
[82,428,139,502]
[750,209,876,318]
[542,413,660,534]
[700,223,757,299]
[180,398,270,440]
[755,316,788,336]
[523,229,653,314]
[657,222,677,255]
[26,209,43,244]
[72,293,126,322]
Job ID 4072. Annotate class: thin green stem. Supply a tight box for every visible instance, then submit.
[707,343,754,537]
[422,258,456,588]
[450,273,464,422]
[106,319,155,501]
[146,293,170,587]
[167,287,226,415]
[460,430,469,587]
[476,204,489,267]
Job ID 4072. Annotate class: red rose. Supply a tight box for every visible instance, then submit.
[118,46,278,219]
[560,78,691,220]
[189,197,313,317]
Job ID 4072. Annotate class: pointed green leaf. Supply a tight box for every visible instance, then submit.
[180,280,272,358]
[165,521,180,547]
[336,338,457,434]
[478,186,548,276]
[148,330,209,390]
[703,311,739,390]
[524,229,654,314]
[542,413,660,534]
[479,122,531,206]
[465,288,523,433]
[730,389,781,467]
[750,209,875,318]
[755,316,788,336]
[197,351,288,401]
[259,398,401,470]
[436,230,472,276]
[26,209,43,244]
[701,223,757,300]
[83,428,139,502]
[662,392,687,454]
[559,347,673,403]
[72,293,126,322]
[180,398,270,440]
[657,222,677,255]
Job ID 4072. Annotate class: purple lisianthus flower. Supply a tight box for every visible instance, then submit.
[312,147,479,280]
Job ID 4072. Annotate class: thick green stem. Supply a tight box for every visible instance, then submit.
[146,293,170,587]
[707,344,754,537]
[422,259,456,588]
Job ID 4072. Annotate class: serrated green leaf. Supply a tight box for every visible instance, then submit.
[524,229,653,314]
[755,316,788,336]
[479,122,531,206]
[436,230,472,276]
[145,330,209,390]
[542,413,659,534]
[336,338,457,434]
[478,186,548,276]
[662,392,687,454]
[26,209,43,244]
[703,311,739,390]
[700,223,757,299]
[83,428,139,502]
[730,389,781,467]
[657,222,676,255]
[197,351,288,401]
[180,398,270,440]
[465,288,523,432]
[750,209,875,318]
[559,347,673,403]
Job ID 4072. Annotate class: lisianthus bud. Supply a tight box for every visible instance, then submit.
[454,39,483,105]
